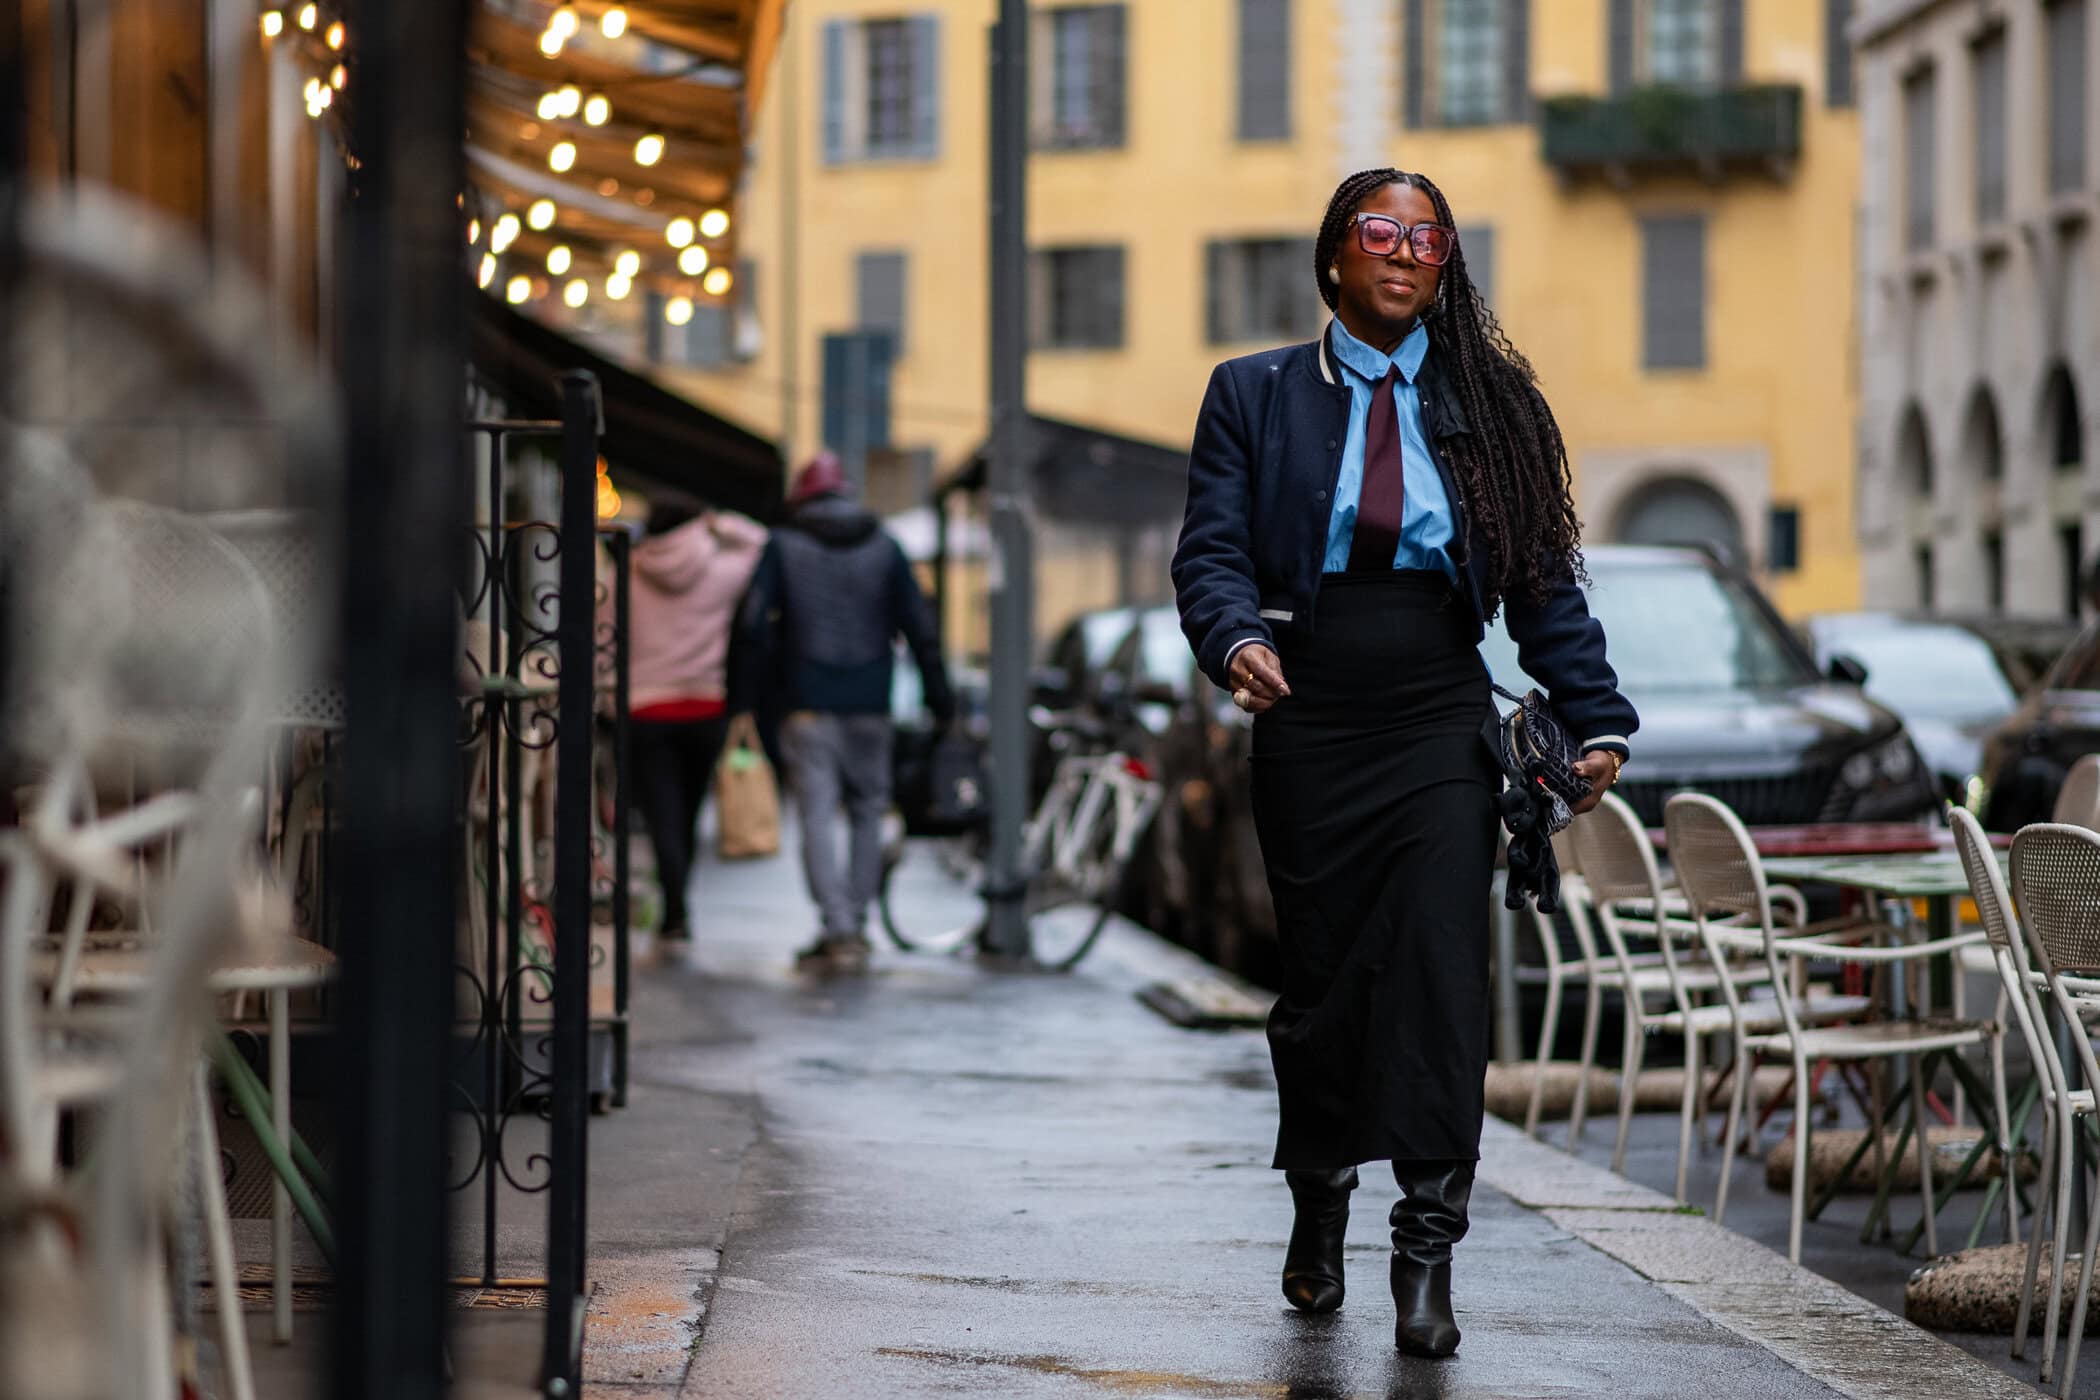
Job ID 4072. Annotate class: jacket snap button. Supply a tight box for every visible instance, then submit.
[1315,490,1328,501]
[1326,440,1336,450]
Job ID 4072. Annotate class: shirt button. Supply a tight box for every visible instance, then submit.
[1315,490,1328,501]
[1326,440,1337,450]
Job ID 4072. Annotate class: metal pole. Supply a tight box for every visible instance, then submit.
[980,0,1034,961]
[331,1,467,1395]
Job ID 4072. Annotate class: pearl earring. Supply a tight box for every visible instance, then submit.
[1327,266,1341,285]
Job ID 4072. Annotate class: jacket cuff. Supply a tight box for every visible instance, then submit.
[1581,736,1630,759]
[1221,633,1273,679]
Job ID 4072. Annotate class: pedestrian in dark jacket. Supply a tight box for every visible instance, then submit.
[743,453,954,973]
[1172,169,1638,1359]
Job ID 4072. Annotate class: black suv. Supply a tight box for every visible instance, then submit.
[1979,620,2100,829]
[1482,547,1936,828]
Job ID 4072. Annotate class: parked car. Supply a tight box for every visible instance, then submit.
[1480,547,1937,829]
[1800,612,2022,803]
[1926,613,2083,697]
[1979,619,2100,829]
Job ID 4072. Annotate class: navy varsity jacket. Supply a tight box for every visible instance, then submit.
[1171,325,1638,756]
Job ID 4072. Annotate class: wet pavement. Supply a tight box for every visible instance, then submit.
[576,832,2042,1398]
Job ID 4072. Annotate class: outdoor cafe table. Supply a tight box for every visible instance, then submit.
[1761,846,2015,1253]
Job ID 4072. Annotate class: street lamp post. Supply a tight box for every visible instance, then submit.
[981,0,1033,962]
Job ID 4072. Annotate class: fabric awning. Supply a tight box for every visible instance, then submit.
[471,294,783,522]
[939,414,1188,525]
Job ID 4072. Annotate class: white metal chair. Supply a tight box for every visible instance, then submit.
[2055,755,2100,830]
[1666,793,1999,1263]
[2009,822,2100,1398]
[1950,806,2066,1377]
[1570,793,1869,1199]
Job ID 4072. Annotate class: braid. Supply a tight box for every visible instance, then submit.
[1312,169,1585,610]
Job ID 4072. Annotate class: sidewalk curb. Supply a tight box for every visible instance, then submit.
[1476,1120,2045,1399]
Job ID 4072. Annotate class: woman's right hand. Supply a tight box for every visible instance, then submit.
[1230,644,1290,714]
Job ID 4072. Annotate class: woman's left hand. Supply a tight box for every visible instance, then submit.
[1569,752,1619,817]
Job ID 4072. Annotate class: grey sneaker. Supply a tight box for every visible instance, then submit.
[793,934,872,975]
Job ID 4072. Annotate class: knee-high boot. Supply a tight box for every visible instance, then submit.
[1390,1159,1474,1357]
[1281,1168,1357,1313]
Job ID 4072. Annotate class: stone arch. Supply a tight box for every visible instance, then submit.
[1960,385,2004,483]
[1894,403,1936,607]
[1610,474,1745,559]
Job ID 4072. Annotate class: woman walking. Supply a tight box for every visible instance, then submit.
[1172,169,1638,1357]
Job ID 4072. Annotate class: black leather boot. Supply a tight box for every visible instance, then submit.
[1281,1167,1357,1313]
[1390,1159,1474,1357]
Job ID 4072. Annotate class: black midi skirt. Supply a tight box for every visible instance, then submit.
[1250,571,1501,1169]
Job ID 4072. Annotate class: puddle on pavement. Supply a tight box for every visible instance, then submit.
[851,1269,1171,1299]
[875,1346,1290,1397]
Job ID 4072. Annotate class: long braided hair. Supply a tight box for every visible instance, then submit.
[1314,168,1584,608]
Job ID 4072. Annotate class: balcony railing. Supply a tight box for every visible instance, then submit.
[1540,83,1804,181]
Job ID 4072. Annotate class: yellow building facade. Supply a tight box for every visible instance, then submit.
[669,0,1863,635]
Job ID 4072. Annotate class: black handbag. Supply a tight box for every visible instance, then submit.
[1483,682,1585,914]
[894,725,990,837]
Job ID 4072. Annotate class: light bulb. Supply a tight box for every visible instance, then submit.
[467,217,481,244]
[527,198,557,231]
[304,77,324,104]
[536,91,561,120]
[546,245,572,275]
[699,208,730,239]
[614,249,641,278]
[478,253,497,288]
[600,6,628,38]
[556,85,582,118]
[325,19,345,49]
[491,213,520,252]
[677,245,708,276]
[549,141,577,173]
[296,3,317,31]
[549,6,578,40]
[596,477,621,519]
[665,217,694,248]
[506,275,532,305]
[665,296,694,326]
[633,132,664,167]
[605,274,632,300]
[702,266,733,297]
[260,10,284,37]
[330,63,347,90]
[318,85,333,109]
[564,278,589,308]
[583,94,611,127]
[539,28,564,56]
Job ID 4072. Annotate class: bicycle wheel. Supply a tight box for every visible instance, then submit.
[878,828,987,953]
[1024,818,1123,971]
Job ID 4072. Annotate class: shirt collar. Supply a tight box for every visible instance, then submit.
[1328,317,1430,387]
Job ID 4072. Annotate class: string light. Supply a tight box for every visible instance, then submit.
[296,4,317,31]
[260,10,284,37]
[613,249,641,278]
[540,27,564,56]
[330,63,347,90]
[596,475,622,519]
[605,273,632,300]
[665,295,694,326]
[304,77,324,104]
[583,94,611,127]
[677,245,708,276]
[549,141,577,173]
[597,177,621,197]
[563,278,589,308]
[549,5,579,40]
[478,253,498,288]
[665,217,694,248]
[633,132,664,167]
[699,208,730,239]
[546,245,572,275]
[527,198,557,230]
[467,217,481,243]
[702,266,734,297]
[491,212,521,252]
[600,6,628,38]
[536,92,561,120]
[556,85,582,118]
[506,274,532,304]
[325,19,345,49]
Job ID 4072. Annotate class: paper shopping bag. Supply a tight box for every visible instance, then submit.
[715,713,781,859]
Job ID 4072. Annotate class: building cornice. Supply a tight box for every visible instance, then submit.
[1853,0,1964,50]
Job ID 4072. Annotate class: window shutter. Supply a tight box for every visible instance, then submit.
[1973,31,2007,225]
[1458,224,1495,307]
[1099,5,1129,147]
[1607,0,1635,93]
[1904,67,1937,250]
[1028,11,1055,148]
[1403,0,1426,127]
[909,15,941,159]
[1502,0,1531,120]
[821,19,848,163]
[1641,215,1706,371]
[1098,246,1126,348]
[1237,0,1291,141]
[2049,0,2089,195]
[1718,0,1744,83]
[856,251,909,354]
[1205,241,1229,344]
[1027,250,1050,348]
[1825,0,1854,107]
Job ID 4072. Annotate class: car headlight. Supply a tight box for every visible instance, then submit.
[1833,735,1930,817]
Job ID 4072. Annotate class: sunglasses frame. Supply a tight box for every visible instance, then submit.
[1351,212,1457,266]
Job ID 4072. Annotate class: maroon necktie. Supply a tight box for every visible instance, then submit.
[1347,367,1406,572]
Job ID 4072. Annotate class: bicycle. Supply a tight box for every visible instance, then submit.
[877,716,1164,970]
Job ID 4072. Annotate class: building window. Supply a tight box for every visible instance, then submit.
[1984,529,2006,613]
[1610,0,1741,93]
[1457,224,1495,306]
[1915,542,1935,610]
[1640,214,1706,371]
[2049,0,2089,195]
[2064,522,2086,618]
[1826,0,1854,107]
[1903,66,1937,251]
[1972,30,2007,227]
[2050,365,2085,471]
[821,15,941,164]
[1236,0,1291,141]
[1406,0,1528,127]
[1613,475,1743,556]
[1029,245,1125,349]
[1206,239,1320,344]
[1032,5,1127,151]
[856,250,908,355]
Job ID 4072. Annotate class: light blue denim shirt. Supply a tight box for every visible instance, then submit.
[1322,319,1456,578]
